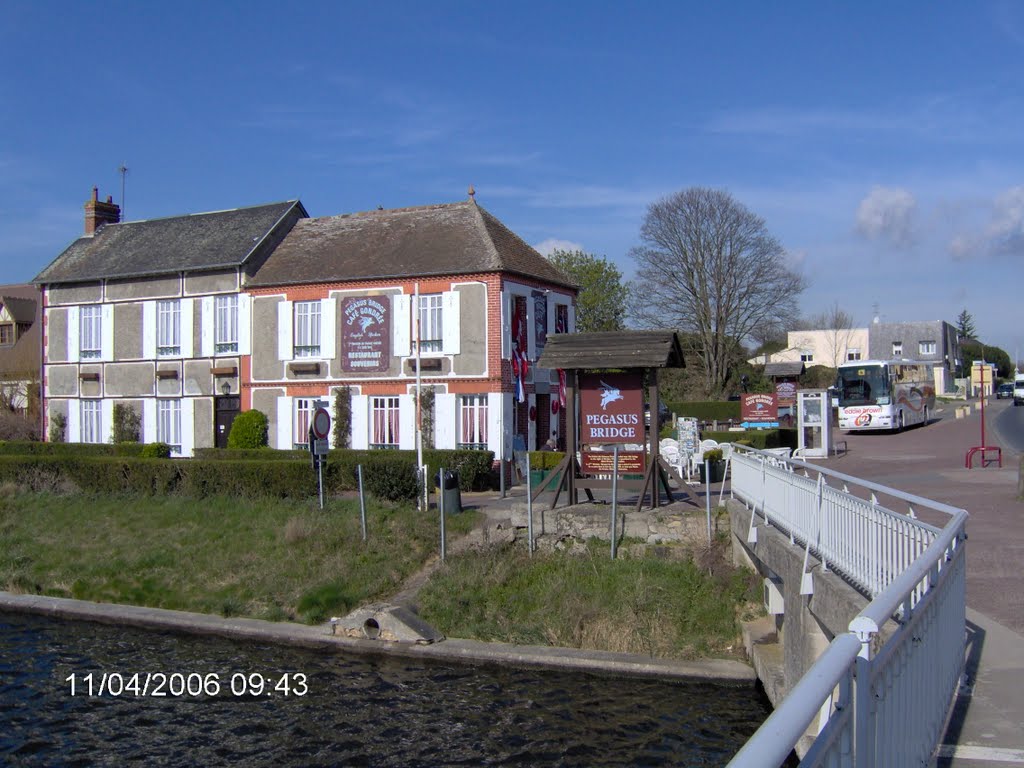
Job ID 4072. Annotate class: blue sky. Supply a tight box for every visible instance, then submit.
[2,1,1023,361]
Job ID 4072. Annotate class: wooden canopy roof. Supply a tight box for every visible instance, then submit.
[537,330,685,370]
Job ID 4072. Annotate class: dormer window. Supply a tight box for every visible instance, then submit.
[0,323,12,346]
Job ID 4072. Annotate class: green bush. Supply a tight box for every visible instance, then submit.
[665,401,741,422]
[360,453,419,502]
[193,447,309,461]
[140,443,172,459]
[0,441,147,457]
[111,403,141,443]
[702,428,797,450]
[227,410,269,449]
[528,450,566,472]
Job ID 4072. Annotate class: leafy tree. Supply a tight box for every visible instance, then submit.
[956,309,977,341]
[111,403,141,443]
[628,187,805,397]
[332,386,351,449]
[547,249,627,332]
[48,412,67,443]
[960,341,1012,380]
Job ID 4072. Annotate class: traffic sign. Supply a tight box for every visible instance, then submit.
[312,438,329,456]
[311,407,331,440]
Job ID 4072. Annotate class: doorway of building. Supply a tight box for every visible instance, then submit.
[215,395,241,448]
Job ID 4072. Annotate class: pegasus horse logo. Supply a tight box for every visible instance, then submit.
[359,315,376,333]
[599,380,623,410]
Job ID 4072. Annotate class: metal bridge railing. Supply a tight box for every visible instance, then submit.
[726,446,968,768]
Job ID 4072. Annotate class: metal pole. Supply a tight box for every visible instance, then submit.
[526,454,534,556]
[439,466,446,562]
[705,458,712,544]
[500,457,506,498]
[317,454,324,510]
[357,464,367,542]
[611,445,619,559]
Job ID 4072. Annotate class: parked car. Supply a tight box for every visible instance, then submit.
[997,383,1014,399]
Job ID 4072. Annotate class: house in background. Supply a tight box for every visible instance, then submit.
[769,327,870,368]
[0,284,43,433]
[243,195,578,460]
[34,188,307,454]
[867,320,960,394]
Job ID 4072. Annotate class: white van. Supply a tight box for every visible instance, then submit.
[1014,373,1024,406]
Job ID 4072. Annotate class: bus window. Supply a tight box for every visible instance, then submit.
[837,365,891,406]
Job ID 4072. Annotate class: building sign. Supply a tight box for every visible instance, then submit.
[741,393,778,422]
[579,372,644,443]
[775,380,797,406]
[341,296,390,372]
[581,451,644,475]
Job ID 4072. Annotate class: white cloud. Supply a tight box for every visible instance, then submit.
[855,186,917,247]
[533,238,584,256]
[986,185,1024,254]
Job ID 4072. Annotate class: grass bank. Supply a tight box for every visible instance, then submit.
[417,539,762,660]
[0,488,476,624]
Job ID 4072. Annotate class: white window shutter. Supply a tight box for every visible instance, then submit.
[67,306,80,363]
[101,304,114,361]
[392,294,411,357]
[237,294,252,356]
[200,297,215,357]
[101,399,113,443]
[276,396,292,449]
[180,298,194,358]
[320,297,337,361]
[277,300,293,361]
[500,293,511,359]
[67,400,80,443]
[143,398,157,443]
[180,398,195,457]
[351,394,368,449]
[142,301,156,359]
[487,392,507,458]
[398,395,415,450]
[434,393,456,449]
[442,290,461,355]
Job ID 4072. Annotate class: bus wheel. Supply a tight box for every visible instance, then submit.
[923,406,929,425]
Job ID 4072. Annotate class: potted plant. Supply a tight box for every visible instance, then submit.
[699,447,726,483]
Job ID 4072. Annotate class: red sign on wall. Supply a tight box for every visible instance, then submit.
[741,393,779,422]
[579,372,644,443]
[341,296,390,372]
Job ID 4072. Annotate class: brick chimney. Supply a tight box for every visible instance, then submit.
[84,186,121,235]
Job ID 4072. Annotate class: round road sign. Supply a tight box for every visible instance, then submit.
[311,407,331,440]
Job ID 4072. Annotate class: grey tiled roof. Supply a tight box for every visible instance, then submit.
[764,361,806,377]
[537,330,686,370]
[34,201,305,284]
[0,296,36,323]
[0,284,41,377]
[246,201,577,289]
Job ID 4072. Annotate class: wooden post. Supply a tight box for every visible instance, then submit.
[650,369,660,508]
[566,370,578,504]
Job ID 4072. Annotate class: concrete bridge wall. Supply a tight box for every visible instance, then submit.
[728,498,870,704]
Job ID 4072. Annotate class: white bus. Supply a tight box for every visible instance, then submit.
[836,359,936,432]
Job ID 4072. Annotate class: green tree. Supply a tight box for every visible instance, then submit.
[960,341,1012,380]
[547,249,627,332]
[629,187,805,398]
[111,403,141,443]
[956,309,977,341]
[332,386,351,449]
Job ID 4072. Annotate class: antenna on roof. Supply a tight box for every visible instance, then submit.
[118,163,129,220]
[468,184,476,203]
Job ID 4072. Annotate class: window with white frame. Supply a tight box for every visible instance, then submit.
[418,294,443,353]
[294,301,321,358]
[919,340,936,356]
[800,350,814,363]
[847,348,862,361]
[458,395,488,449]
[215,295,238,354]
[371,396,400,449]
[892,341,903,357]
[157,399,181,453]
[293,397,315,448]
[157,300,181,356]
[81,400,102,444]
[80,305,102,359]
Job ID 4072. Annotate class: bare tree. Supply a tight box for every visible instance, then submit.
[810,302,857,368]
[629,188,805,397]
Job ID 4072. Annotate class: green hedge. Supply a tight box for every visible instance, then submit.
[664,401,741,421]
[0,447,496,500]
[0,441,155,457]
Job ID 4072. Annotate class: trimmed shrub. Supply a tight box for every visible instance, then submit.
[359,452,420,502]
[665,401,741,422]
[140,443,172,459]
[227,410,269,449]
[0,441,148,457]
[48,413,67,443]
[332,386,351,449]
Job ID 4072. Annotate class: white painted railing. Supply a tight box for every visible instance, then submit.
[727,446,967,768]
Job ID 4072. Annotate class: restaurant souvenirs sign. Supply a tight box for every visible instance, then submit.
[341,296,390,372]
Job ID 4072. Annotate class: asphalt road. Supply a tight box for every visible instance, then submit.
[994,397,1024,454]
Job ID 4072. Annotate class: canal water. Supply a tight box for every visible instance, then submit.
[1,611,776,766]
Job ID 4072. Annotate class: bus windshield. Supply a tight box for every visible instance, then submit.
[837,365,891,406]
